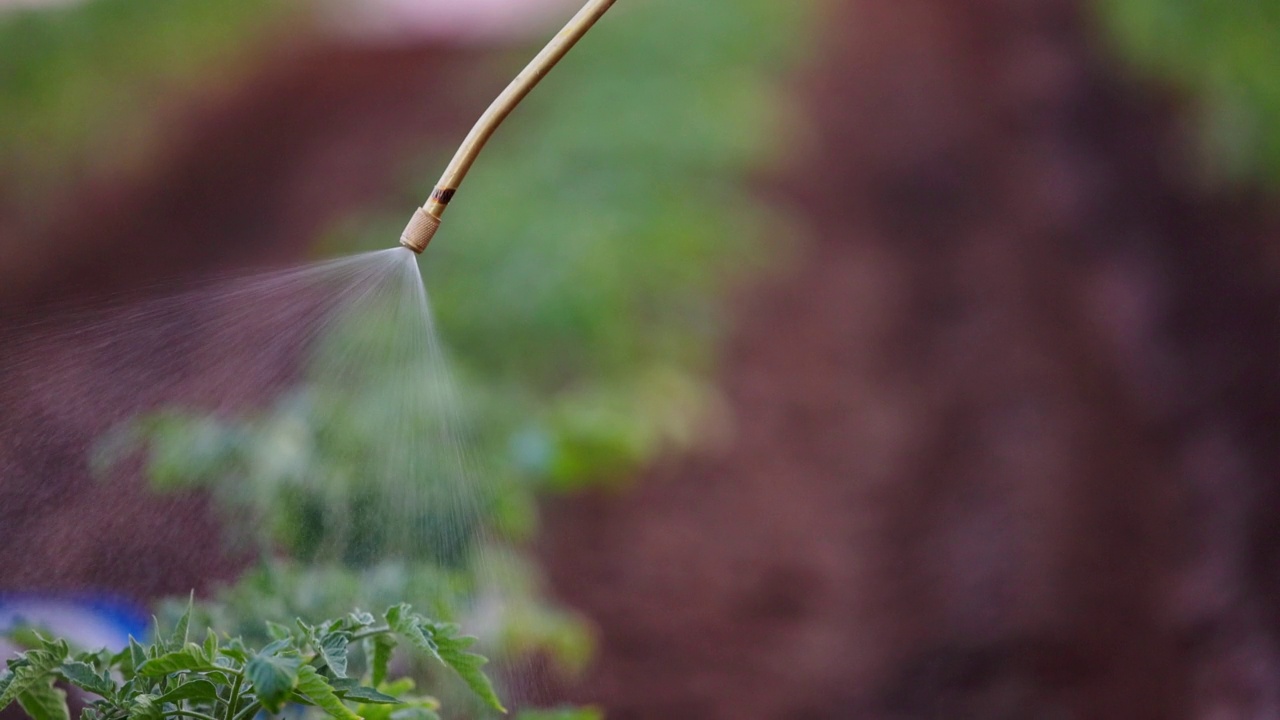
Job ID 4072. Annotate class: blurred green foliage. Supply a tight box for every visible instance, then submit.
[1098,0,1280,185]
[0,0,294,211]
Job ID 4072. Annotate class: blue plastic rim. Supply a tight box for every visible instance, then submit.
[0,592,150,651]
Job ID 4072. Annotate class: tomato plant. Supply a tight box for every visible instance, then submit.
[0,600,502,720]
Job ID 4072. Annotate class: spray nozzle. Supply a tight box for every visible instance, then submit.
[400,207,441,253]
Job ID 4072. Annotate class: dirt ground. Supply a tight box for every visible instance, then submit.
[539,1,1280,718]
[4,1,1280,719]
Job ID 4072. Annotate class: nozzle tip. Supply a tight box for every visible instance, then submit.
[399,207,441,254]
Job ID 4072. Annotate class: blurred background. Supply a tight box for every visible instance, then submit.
[3,0,1280,718]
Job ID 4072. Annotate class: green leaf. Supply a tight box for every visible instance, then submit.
[151,618,166,653]
[431,626,504,713]
[108,647,130,674]
[384,606,436,661]
[136,646,215,677]
[352,683,435,720]
[157,679,220,704]
[265,622,292,642]
[17,680,68,720]
[7,628,47,650]
[170,593,194,649]
[318,633,350,679]
[203,629,219,661]
[246,652,300,712]
[117,680,141,704]
[356,706,393,720]
[219,640,249,664]
[77,648,114,668]
[258,638,291,657]
[128,695,161,720]
[0,639,69,709]
[384,607,503,713]
[58,662,115,696]
[382,606,408,633]
[332,682,400,705]
[296,665,360,720]
[368,635,395,687]
[378,679,414,697]
[127,638,147,675]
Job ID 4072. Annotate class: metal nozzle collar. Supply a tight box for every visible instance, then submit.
[400,207,441,254]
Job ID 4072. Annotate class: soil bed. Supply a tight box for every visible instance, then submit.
[539,2,1280,718]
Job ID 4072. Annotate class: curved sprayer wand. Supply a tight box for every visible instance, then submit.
[399,0,618,253]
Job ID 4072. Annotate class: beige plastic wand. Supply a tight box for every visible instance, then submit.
[399,0,619,253]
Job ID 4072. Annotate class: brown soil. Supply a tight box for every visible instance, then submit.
[539,1,1280,718]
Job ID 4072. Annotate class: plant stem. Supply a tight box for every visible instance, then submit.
[231,700,261,720]
[348,626,391,642]
[224,673,243,720]
[167,711,219,720]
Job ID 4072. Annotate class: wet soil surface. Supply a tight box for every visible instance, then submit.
[539,1,1280,718]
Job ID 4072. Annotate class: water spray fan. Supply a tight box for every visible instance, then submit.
[399,0,617,253]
